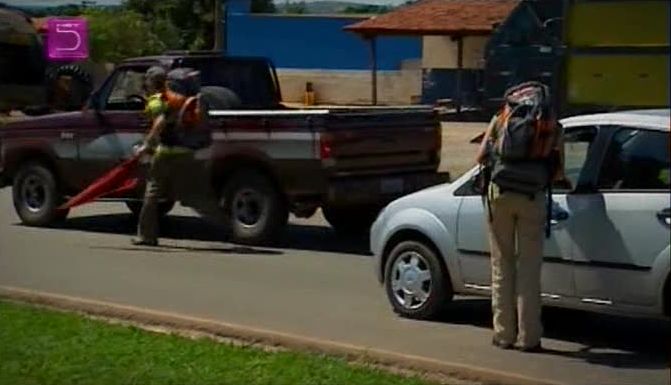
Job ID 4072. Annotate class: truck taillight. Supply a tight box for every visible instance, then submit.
[320,134,333,159]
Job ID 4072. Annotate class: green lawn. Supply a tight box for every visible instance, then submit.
[0,301,434,385]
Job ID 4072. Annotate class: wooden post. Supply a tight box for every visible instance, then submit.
[456,35,464,114]
[369,36,378,106]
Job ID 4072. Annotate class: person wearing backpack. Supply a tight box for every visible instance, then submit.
[132,67,222,246]
[475,81,566,352]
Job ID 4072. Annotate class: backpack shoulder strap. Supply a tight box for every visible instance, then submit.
[175,95,200,130]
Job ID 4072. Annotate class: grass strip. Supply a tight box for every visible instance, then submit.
[0,300,435,385]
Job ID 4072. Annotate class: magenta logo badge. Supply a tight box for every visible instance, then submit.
[47,18,89,61]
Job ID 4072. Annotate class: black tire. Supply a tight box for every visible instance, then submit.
[12,162,68,226]
[126,200,175,219]
[384,240,453,320]
[46,64,93,111]
[222,170,288,245]
[200,86,242,109]
[322,205,380,236]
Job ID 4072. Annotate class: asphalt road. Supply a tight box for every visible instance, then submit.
[0,188,668,385]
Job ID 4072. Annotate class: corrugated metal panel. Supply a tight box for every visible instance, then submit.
[566,54,669,107]
[564,0,670,109]
[567,1,669,47]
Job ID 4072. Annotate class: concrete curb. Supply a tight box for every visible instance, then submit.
[0,286,564,385]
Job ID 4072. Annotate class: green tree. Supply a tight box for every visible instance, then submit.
[283,1,306,14]
[342,5,391,14]
[124,0,219,51]
[84,8,165,63]
[251,0,277,13]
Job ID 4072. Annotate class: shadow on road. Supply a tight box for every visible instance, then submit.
[28,213,371,256]
[435,298,670,370]
[90,244,284,256]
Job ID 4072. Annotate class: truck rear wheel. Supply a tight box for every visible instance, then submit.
[12,162,68,226]
[322,204,381,236]
[222,171,288,245]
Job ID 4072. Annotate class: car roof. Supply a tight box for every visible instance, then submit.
[560,109,670,132]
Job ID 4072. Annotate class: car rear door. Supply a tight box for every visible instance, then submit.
[569,125,670,309]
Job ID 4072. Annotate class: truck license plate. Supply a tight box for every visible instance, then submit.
[381,178,404,194]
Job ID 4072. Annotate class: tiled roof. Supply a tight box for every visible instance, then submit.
[344,0,519,36]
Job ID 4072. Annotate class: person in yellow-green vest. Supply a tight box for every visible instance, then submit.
[131,66,223,246]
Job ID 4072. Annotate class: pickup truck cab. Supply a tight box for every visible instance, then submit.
[0,51,448,245]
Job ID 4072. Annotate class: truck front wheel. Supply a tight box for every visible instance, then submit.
[12,162,68,226]
[222,171,288,245]
[322,204,381,236]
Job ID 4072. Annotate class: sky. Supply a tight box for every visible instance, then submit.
[2,0,408,7]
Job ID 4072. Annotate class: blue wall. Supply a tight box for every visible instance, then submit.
[226,0,421,70]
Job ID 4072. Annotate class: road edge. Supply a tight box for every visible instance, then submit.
[0,285,564,385]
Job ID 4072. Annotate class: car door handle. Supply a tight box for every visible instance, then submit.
[60,131,75,140]
[657,208,671,227]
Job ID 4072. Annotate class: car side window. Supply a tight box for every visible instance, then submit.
[598,128,670,191]
[104,67,148,111]
[453,125,598,196]
[558,126,598,190]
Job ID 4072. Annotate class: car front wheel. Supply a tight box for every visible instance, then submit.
[12,162,68,226]
[384,240,452,320]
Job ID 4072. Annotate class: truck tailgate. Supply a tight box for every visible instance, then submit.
[322,109,440,175]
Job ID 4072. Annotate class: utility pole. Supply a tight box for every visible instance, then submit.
[213,0,227,53]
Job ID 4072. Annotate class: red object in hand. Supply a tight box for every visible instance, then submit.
[59,155,142,210]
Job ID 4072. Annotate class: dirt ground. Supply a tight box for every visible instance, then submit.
[439,121,488,179]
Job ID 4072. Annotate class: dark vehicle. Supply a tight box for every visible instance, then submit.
[440,0,669,117]
[0,52,448,245]
[0,5,93,113]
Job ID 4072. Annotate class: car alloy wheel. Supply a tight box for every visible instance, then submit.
[390,250,433,310]
[384,240,453,319]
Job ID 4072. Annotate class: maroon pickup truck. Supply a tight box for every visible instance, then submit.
[0,52,448,245]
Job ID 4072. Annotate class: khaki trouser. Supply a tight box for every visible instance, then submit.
[137,150,224,242]
[488,188,545,347]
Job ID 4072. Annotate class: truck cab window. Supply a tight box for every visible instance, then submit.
[598,128,670,191]
[104,68,148,111]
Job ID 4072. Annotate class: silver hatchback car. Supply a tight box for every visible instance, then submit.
[371,110,670,320]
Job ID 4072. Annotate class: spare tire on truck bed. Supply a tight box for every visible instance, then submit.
[200,86,241,110]
[46,64,93,111]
